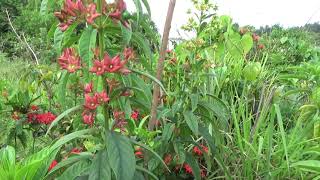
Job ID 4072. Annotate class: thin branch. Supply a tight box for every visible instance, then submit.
[6,9,39,65]
[148,0,176,130]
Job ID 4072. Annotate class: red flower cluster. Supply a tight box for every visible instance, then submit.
[48,160,58,172]
[70,147,82,154]
[58,48,81,73]
[183,163,193,174]
[54,0,100,31]
[252,33,260,42]
[193,144,209,156]
[82,87,110,125]
[90,48,133,76]
[28,112,57,125]
[112,111,127,133]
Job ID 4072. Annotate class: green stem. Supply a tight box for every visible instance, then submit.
[97,0,109,130]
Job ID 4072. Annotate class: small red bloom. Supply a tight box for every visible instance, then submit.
[121,90,132,97]
[84,94,99,110]
[31,105,39,111]
[201,145,209,153]
[135,148,143,158]
[37,112,56,124]
[82,111,95,125]
[103,54,130,74]
[84,82,93,94]
[86,3,100,24]
[183,163,193,174]
[58,48,81,73]
[258,44,265,50]
[109,0,127,20]
[130,110,139,121]
[48,160,58,172]
[94,91,110,104]
[90,60,105,75]
[193,146,202,156]
[163,154,172,165]
[71,148,82,154]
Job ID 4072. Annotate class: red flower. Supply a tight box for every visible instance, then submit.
[193,145,209,156]
[183,163,193,174]
[84,82,93,94]
[30,105,39,111]
[37,112,56,124]
[90,60,105,75]
[113,111,125,120]
[103,54,130,74]
[163,154,172,165]
[94,91,110,104]
[71,148,82,154]
[135,148,143,158]
[130,110,139,121]
[258,44,265,50]
[82,111,95,125]
[86,3,100,24]
[58,48,81,73]
[48,160,58,172]
[84,94,99,110]
[121,90,132,97]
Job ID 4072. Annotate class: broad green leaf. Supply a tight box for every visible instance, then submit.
[51,129,94,150]
[40,0,48,15]
[56,160,90,180]
[89,150,111,180]
[199,125,215,153]
[241,33,253,54]
[183,111,199,136]
[79,26,97,68]
[106,132,135,180]
[46,105,81,135]
[0,146,15,178]
[190,94,199,112]
[46,153,93,178]
[162,123,175,142]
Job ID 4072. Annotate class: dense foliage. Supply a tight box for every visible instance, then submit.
[1,0,320,179]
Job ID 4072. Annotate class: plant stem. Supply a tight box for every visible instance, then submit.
[97,0,109,130]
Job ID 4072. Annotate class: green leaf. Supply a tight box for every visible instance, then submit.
[185,153,201,180]
[190,94,199,112]
[54,27,64,54]
[130,69,168,95]
[183,111,199,136]
[0,146,15,178]
[292,160,320,173]
[46,105,81,135]
[136,166,159,180]
[198,125,215,153]
[241,33,253,54]
[162,123,175,142]
[120,22,132,46]
[40,0,48,15]
[46,153,93,178]
[106,132,135,180]
[89,150,111,180]
[129,139,171,172]
[132,0,142,22]
[51,129,94,150]
[141,0,151,17]
[57,160,90,180]
[57,72,70,109]
[79,26,97,68]
[280,37,288,44]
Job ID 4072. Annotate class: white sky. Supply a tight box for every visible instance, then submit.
[127,0,320,38]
